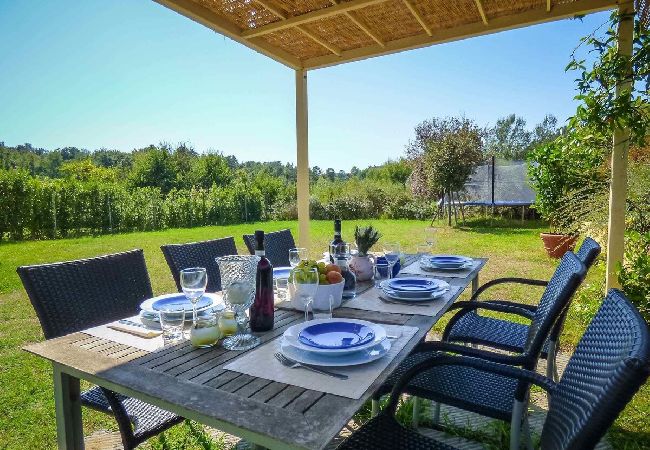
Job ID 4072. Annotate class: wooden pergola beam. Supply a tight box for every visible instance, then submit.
[153,0,302,69]
[254,0,342,56]
[330,0,385,47]
[402,0,433,36]
[303,0,618,69]
[547,0,552,12]
[474,0,489,25]
[242,0,388,39]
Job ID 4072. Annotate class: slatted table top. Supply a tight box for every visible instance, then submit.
[25,256,487,450]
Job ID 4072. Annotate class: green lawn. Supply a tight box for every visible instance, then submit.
[0,219,647,449]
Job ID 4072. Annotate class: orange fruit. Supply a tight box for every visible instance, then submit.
[325,264,341,274]
[326,271,343,284]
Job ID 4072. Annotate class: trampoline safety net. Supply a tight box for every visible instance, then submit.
[461,158,536,207]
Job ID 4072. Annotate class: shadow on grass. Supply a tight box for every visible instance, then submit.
[432,218,547,236]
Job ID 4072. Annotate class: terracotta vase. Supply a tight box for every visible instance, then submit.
[540,233,578,258]
[349,254,374,281]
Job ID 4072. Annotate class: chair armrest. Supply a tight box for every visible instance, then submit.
[385,353,556,417]
[412,340,527,366]
[484,300,537,314]
[470,277,548,302]
[447,300,535,320]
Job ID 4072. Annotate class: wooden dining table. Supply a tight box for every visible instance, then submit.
[24,255,487,450]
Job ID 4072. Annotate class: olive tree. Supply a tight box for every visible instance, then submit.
[407,117,484,225]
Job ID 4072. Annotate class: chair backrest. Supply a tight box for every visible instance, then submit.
[17,250,153,339]
[522,252,586,365]
[575,237,601,270]
[242,229,296,267]
[161,237,237,293]
[541,289,650,450]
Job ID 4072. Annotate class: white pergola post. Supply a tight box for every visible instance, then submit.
[605,1,634,290]
[295,69,311,248]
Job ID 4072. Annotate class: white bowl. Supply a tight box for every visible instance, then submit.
[290,280,344,311]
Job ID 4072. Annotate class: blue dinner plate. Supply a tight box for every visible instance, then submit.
[298,322,375,349]
[151,294,212,311]
[273,267,291,279]
[388,277,440,292]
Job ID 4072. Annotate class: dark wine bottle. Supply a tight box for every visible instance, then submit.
[250,230,274,332]
[330,218,344,263]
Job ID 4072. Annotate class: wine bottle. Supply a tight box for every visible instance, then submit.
[330,219,344,263]
[250,230,274,332]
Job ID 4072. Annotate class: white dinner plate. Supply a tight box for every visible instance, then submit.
[381,286,449,302]
[283,318,387,355]
[280,337,391,367]
[140,293,224,322]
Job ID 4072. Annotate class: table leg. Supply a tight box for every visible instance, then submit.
[53,363,84,450]
[471,273,479,296]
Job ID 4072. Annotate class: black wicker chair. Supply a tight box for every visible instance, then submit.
[338,289,650,450]
[443,237,601,380]
[373,252,586,450]
[161,237,237,293]
[17,250,183,450]
[242,228,296,267]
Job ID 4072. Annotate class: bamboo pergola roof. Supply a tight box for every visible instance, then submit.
[156,0,648,70]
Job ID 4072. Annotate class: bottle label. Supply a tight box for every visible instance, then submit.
[255,250,265,256]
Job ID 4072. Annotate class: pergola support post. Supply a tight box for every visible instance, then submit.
[605,1,634,290]
[296,69,311,248]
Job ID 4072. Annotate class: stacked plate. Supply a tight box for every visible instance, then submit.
[139,293,224,323]
[420,255,473,271]
[280,318,390,367]
[379,277,450,302]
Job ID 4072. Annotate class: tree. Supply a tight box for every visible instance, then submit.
[192,152,233,188]
[407,116,484,225]
[128,146,176,194]
[530,114,561,148]
[325,168,336,181]
[484,114,532,159]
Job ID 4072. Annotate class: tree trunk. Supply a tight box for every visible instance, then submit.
[447,190,452,226]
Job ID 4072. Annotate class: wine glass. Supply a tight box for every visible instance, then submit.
[215,255,260,351]
[291,267,319,322]
[180,267,208,325]
[289,247,308,268]
[424,227,436,250]
[383,242,401,279]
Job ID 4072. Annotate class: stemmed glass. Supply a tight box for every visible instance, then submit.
[291,267,319,322]
[289,248,308,268]
[215,255,260,351]
[180,267,208,325]
[424,227,436,250]
[383,242,401,280]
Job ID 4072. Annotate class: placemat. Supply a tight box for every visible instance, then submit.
[342,285,462,317]
[399,258,480,278]
[84,315,164,352]
[223,324,418,399]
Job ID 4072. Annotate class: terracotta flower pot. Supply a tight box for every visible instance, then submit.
[540,233,578,258]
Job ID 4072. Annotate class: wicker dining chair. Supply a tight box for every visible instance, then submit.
[443,237,601,380]
[17,250,183,450]
[161,237,237,293]
[242,228,296,267]
[338,289,650,450]
[372,251,586,450]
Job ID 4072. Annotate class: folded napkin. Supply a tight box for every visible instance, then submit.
[107,320,162,338]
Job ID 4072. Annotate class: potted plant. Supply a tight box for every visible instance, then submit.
[528,133,605,258]
[350,225,381,281]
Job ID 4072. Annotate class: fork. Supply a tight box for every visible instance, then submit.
[378,296,433,307]
[274,353,349,380]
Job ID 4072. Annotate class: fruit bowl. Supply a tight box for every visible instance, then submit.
[290,280,344,312]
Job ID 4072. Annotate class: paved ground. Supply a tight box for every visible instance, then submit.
[85,349,614,450]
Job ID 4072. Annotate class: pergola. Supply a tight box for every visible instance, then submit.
[156,0,647,290]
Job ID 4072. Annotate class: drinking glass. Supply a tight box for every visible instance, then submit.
[215,255,260,351]
[159,308,185,345]
[289,247,308,268]
[275,277,289,303]
[180,267,208,325]
[416,244,432,257]
[424,227,436,249]
[383,243,401,280]
[374,261,390,288]
[291,267,319,322]
[313,294,333,320]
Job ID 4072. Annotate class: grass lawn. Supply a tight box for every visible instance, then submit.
[0,219,647,449]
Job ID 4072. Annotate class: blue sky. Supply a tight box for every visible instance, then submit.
[0,1,610,170]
